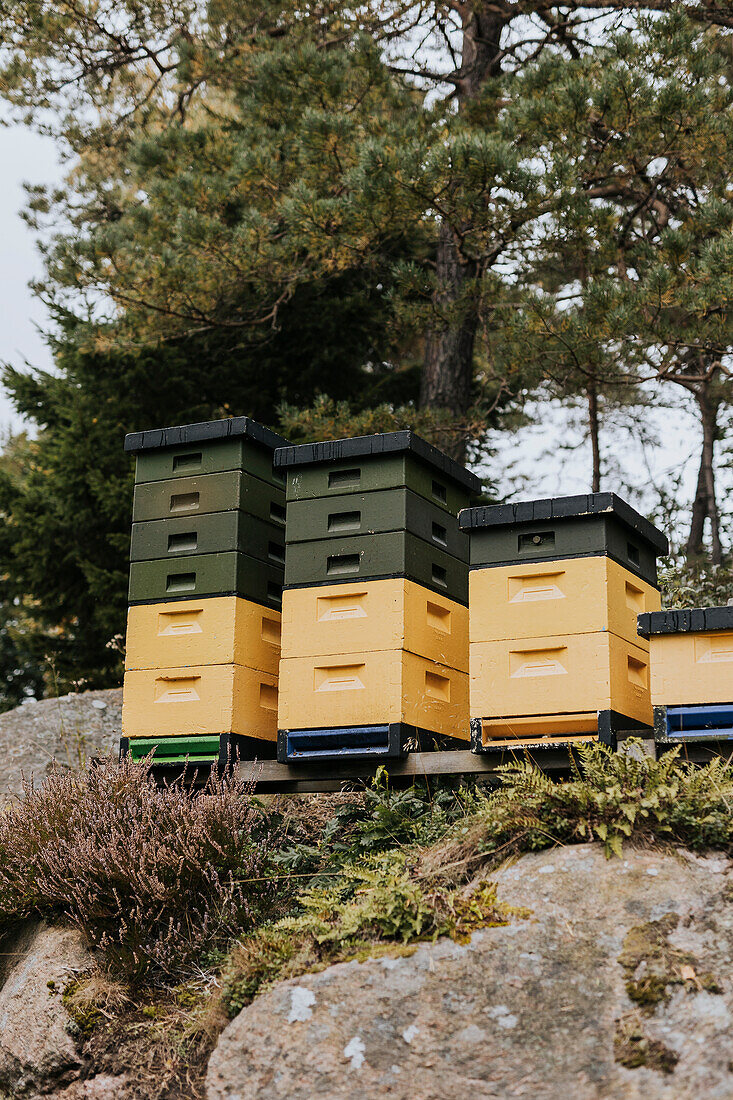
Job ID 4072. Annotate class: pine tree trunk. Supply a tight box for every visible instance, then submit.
[420,224,478,462]
[587,382,601,493]
[419,8,507,462]
[686,385,722,565]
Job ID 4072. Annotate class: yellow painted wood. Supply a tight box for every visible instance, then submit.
[478,713,599,748]
[469,557,659,645]
[470,631,652,726]
[125,596,281,673]
[278,650,469,739]
[281,578,468,671]
[122,664,278,741]
[649,631,733,706]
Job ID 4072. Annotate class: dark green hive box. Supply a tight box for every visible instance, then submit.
[132,470,287,526]
[285,488,468,561]
[638,605,733,638]
[128,551,283,607]
[130,512,285,567]
[284,531,468,604]
[274,432,480,517]
[459,493,668,588]
[125,417,288,489]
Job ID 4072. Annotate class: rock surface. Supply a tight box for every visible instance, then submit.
[0,689,122,801]
[54,1076,132,1099]
[206,843,733,1100]
[0,922,93,1097]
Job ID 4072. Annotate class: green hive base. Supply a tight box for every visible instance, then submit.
[119,732,278,770]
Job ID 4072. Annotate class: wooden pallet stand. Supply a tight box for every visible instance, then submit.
[237,747,579,793]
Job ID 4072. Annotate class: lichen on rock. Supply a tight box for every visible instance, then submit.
[206,844,733,1100]
[614,1011,680,1074]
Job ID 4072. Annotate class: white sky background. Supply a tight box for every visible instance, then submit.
[0,118,717,550]
[0,122,60,432]
[479,395,720,553]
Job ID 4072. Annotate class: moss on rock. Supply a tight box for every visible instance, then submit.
[614,1012,679,1074]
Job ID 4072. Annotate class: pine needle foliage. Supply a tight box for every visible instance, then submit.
[277,396,461,451]
[659,561,733,611]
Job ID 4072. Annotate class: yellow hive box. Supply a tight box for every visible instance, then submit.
[281,579,468,671]
[469,557,659,646]
[125,596,281,674]
[650,631,733,707]
[470,630,652,727]
[122,664,278,741]
[278,650,469,739]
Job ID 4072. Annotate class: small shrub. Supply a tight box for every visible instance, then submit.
[221,851,519,1014]
[659,560,733,610]
[0,759,281,981]
[274,769,482,876]
[222,742,733,1013]
[418,741,733,880]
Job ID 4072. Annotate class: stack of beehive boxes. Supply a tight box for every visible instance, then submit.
[121,417,288,768]
[638,606,733,745]
[459,493,669,750]
[274,432,480,762]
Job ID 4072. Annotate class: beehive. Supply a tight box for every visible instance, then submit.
[274,432,480,762]
[638,606,733,744]
[459,493,668,751]
[121,417,288,767]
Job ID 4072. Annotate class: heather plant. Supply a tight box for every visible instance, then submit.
[0,759,280,981]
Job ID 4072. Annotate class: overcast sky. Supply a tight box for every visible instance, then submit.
[0,122,59,433]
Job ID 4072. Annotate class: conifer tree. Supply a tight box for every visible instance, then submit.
[6,1,733,462]
[3,2,733,692]
[506,15,733,560]
[0,434,45,710]
[385,0,733,457]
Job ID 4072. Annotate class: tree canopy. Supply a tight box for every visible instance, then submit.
[0,4,732,690]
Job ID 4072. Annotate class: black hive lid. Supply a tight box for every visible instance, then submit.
[638,606,733,637]
[124,416,288,455]
[273,431,481,494]
[459,492,668,555]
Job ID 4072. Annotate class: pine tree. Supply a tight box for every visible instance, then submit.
[13,2,733,463]
[0,433,45,710]
[505,15,733,561]
[398,1,733,457]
